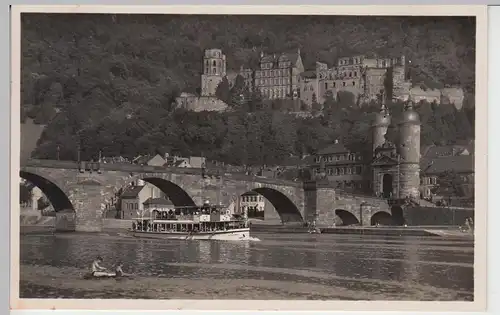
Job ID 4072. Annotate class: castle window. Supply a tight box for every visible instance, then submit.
[343,81,346,87]
[324,82,328,89]
[354,71,357,77]
[333,82,336,88]
[352,81,356,86]
[349,72,352,77]
[212,60,217,67]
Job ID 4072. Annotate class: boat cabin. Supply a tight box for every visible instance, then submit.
[132,201,247,233]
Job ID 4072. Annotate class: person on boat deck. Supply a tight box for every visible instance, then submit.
[91,256,112,277]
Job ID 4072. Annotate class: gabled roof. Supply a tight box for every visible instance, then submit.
[174,160,189,167]
[317,141,349,155]
[372,154,399,166]
[121,185,145,198]
[143,197,173,206]
[421,155,474,174]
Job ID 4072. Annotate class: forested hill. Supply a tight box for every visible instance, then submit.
[21,14,476,165]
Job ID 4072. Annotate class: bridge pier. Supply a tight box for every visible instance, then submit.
[61,177,105,232]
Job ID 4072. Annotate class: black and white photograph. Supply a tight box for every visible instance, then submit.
[11,5,487,311]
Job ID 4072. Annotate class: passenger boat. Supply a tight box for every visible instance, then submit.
[130,201,250,240]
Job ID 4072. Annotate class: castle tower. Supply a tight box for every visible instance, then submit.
[372,92,391,153]
[201,49,227,97]
[397,96,421,199]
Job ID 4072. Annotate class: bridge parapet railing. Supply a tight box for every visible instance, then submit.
[23,159,302,187]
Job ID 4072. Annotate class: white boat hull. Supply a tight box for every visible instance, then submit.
[131,228,250,240]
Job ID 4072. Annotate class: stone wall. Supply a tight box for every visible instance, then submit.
[55,210,76,232]
[403,206,474,226]
[314,185,390,226]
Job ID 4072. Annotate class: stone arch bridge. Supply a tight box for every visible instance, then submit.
[20,159,392,232]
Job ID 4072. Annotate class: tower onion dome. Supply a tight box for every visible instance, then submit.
[373,102,391,127]
[401,97,420,124]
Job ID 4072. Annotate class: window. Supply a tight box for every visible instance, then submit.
[354,71,357,77]
[352,81,356,86]
[349,72,352,77]
[333,82,336,88]
[212,60,216,67]
[343,81,346,87]
[325,82,328,89]
[335,168,339,175]
[340,168,345,175]
[347,167,352,175]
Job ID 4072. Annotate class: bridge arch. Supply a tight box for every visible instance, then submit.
[335,209,360,226]
[19,170,74,212]
[370,211,393,226]
[243,187,304,223]
[139,177,196,207]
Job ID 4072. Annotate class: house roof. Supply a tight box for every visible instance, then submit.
[421,155,474,174]
[261,50,300,65]
[241,191,259,197]
[317,141,349,155]
[143,197,173,206]
[281,155,315,167]
[300,70,317,79]
[121,185,145,198]
[422,144,472,158]
[174,160,188,167]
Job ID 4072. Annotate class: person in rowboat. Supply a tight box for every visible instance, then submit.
[91,256,113,277]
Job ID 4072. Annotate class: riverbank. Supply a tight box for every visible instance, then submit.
[20,217,473,240]
[19,264,472,301]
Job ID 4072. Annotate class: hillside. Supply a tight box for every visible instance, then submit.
[20,13,476,164]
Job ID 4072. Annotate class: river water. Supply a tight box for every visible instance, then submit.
[19,231,474,301]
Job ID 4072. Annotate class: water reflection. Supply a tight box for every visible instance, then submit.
[20,232,474,300]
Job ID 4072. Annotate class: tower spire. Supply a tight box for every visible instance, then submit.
[405,93,414,110]
[380,90,388,113]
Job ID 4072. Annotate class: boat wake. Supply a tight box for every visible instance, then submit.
[214,235,261,242]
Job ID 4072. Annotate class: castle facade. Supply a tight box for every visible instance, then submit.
[176,48,465,112]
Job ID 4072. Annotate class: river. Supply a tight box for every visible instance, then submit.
[19,231,474,300]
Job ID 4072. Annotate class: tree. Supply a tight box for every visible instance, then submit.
[215,77,231,104]
[19,183,33,205]
[430,170,465,198]
[383,66,394,101]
